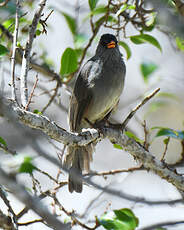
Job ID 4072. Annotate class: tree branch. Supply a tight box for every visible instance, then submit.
[10,0,20,103]
[2,97,184,194]
[0,209,16,230]
[20,0,47,108]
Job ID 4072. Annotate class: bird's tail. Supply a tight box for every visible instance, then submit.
[64,145,93,193]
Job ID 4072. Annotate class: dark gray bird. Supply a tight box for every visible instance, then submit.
[64,34,126,193]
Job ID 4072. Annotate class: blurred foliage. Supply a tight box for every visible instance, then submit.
[98,208,139,230]
[125,131,144,144]
[140,61,158,83]
[153,127,184,140]
[19,156,35,174]
[0,136,7,147]
[0,44,8,56]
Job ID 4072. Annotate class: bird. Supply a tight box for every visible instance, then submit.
[64,33,126,193]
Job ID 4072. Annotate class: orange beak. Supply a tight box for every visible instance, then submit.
[107,41,116,48]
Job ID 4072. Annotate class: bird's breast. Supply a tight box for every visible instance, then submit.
[85,61,125,122]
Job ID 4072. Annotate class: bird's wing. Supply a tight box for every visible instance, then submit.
[69,60,98,132]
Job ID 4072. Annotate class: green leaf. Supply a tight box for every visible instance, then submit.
[60,47,78,76]
[91,5,107,15]
[176,37,184,52]
[115,4,128,17]
[33,109,42,115]
[128,5,136,10]
[83,5,107,22]
[130,34,162,52]
[2,18,15,31]
[130,36,145,44]
[88,0,99,11]
[125,131,144,144]
[163,137,170,145]
[95,15,117,28]
[115,4,135,17]
[140,61,158,83]
[95,15,107,27]
[152,127,184,140]
[113,144,123,150]
[0,136,7,147]
[35,29,42,36]
[98,208,138,230]
[119,41,131,60]
[19,156,35,174]
[61,12,76,36]
[0,44,8,56]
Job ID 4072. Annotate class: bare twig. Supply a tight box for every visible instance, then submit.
[121,88,160,128]
[41,80,60,113]
[0,187,17,225]
[0,209,16,230]
[78,12,107,68]
[20,0,47,108]
[39,9,54,34]
[17,219,44,226]
[0,167,69,230]
[11,0,20,103]
[85,165,143,177]
[0,143,17,155]
[142,120,150,150]
[25,74,38,110]
[52,195,99,230]
[35,167,58,184]
[161,137,170,162]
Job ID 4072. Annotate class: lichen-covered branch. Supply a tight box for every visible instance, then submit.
[2,98,184,193]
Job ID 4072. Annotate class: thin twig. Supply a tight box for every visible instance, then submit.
[121,88,160,128]
[41,81,60,113]
[17,219,44,226]
[39,9,54,34]
[0,187,17,225]
[0,143,17,155]
[161,137,170,162]
[35,167,58,184]
[25,74,38,110]
[85,165,143,177]
[0,167,68,230]
[78,11,107,68]
[0,209,16,230]
[11,0,20,103]
[142,120,150,150]
[20,0,47,108]
[52,195,99,230]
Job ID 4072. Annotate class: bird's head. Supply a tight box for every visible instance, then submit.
[99,34,118,49]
